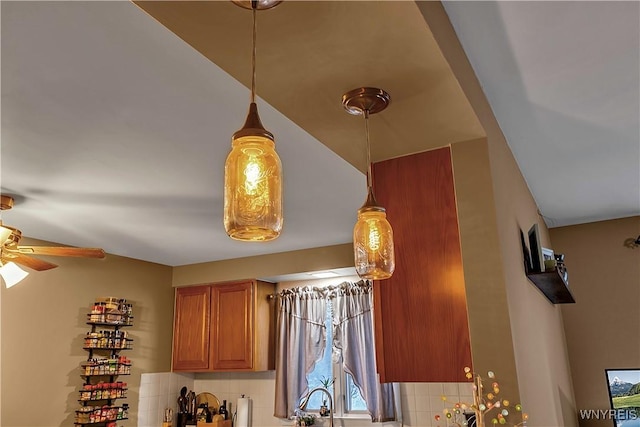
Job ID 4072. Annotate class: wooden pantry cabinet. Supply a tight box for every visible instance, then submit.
[372,147,473,383]
[172,280,275,372]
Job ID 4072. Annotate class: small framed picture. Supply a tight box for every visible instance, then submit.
[542,247,555,271]
[528,224,543,273]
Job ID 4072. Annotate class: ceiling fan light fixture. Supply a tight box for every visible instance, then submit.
[0,261,29,288]
[0,195,14,211]
[0,226,12,245]
[224,0,283,242]
[0,195,105,272]
[342,87,395,280]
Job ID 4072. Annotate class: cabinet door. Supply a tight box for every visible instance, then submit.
[172,286,211,371]
[372,147,472,382]
[210,281,254,370]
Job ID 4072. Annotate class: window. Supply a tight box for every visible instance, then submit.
[304,300,368,416]
[275,281,397,423]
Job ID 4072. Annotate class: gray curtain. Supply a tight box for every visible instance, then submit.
[333,281,398,422]
[274,287,327,419]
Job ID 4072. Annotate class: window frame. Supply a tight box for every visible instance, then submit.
[304,357,370,420]
[303,300,369,419]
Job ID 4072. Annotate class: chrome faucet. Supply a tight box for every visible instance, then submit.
[298,387,334,427]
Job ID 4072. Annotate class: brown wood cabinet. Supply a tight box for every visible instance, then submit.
[172,280,275,372]
[172,285,212,371]
[372,147,473,383]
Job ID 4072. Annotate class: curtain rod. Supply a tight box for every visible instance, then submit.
[265,280,371,300]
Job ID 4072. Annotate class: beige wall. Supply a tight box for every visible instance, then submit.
[1,237,174,427]
[486,125,577,427]
[550,217,640,427]
[451,139,520,406]
[172,244,354,286]
[419,3,577,425]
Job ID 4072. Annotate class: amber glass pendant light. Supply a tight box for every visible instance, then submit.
[342,88,395,280]
[225,0,283,241]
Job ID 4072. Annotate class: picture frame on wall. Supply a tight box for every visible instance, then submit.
[604,368,640,427]
[520,229,532,273]
[542,247,555,271]
[542,247,554,261]
[528,224,544,273]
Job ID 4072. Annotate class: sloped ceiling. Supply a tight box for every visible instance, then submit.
[1,1,637,268]
[443,1,639,227]
[1,1,482,267]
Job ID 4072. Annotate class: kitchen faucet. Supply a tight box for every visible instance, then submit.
[298,387,333,427]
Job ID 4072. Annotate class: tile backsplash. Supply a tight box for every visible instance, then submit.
[138,372,194,427]
[138,371,473,427]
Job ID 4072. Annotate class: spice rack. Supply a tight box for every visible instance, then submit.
[75,297,133,426]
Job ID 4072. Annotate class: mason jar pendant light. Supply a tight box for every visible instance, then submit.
[225,0,283,241]
[342,87,395,280]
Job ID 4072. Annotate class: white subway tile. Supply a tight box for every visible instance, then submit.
[458,382,474,395]
[146,372,162,383]
[414,383,430,397]
[427,383,443,396]
[415,410,431,427]
[414,394,429,411]
[429,411,445,427]
[442,383,458,396]
[140,372,153,385]
[148,395,160,423]
[157,373,169,392]
[158,394,172,414]
[403,410,417,426]
[400,382,415,396]
[139,382,152,398]
[138,396,151,412]
[429,396,445,412]
[459,394,474,405]
[137,411,151,427]
[402,392,416,412]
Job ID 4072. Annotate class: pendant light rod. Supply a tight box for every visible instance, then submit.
[232,0,282,10]
[342,87,391,208]
[251,1,257,103]
[363,109,373,191]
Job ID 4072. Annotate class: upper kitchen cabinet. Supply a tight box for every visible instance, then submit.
[173,285,212,371]
[172,280,276,372]
[372,147,472,383]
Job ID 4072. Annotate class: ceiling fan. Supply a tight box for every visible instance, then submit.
[0,195,106,271]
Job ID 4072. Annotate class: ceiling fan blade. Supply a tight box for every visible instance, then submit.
[3,253,58,271]
[16,246,106,258]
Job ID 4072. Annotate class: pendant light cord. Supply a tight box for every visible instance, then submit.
[364,109,373,190]
[251,1,258,104]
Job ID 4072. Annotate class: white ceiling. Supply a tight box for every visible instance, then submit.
[443,1,640,227]
[1,1,365,266]
[1,1,638,268]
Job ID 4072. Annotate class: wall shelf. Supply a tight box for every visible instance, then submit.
[526,268,575,304]
[75,298,132,426]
